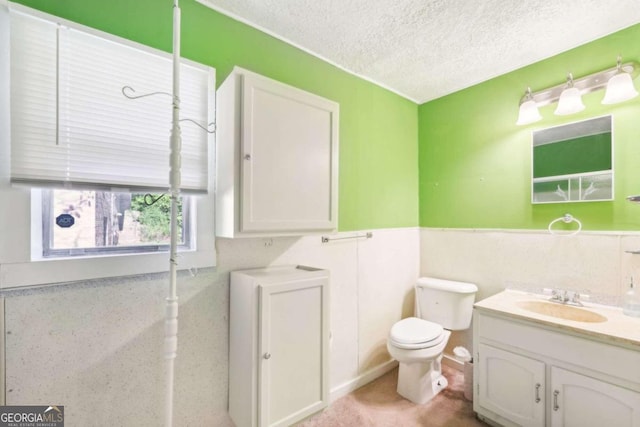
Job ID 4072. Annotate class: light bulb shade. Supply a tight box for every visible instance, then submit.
[554,87,585,115]
[516,99,542,125]
[602,72,639,104]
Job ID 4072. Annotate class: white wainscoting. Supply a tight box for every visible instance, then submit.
[421,227,640,357]
[3,227,420,426]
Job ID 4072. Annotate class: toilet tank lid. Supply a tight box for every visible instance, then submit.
[417,277,478,294]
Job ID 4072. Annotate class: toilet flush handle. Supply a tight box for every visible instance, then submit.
[263,353,271,360]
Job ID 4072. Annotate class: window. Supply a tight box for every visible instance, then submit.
[9,4,213,258]
[0,3,217,288]
[42,190,192,257]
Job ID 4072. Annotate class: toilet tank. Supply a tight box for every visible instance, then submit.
[415,277,478,331]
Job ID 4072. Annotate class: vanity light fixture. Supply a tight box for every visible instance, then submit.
[602,56,639,104]
[516,87,542,125]
[554,73,585,115]
[516,56,639,125]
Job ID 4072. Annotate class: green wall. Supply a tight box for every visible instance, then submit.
[13,0,419,231]
[419,24,640,231]
[20,0,640,232]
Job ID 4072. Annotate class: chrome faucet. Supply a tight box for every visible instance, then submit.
[548,289,584,307]
[548,289,566,303]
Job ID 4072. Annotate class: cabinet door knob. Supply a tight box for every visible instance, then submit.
[244,154,252,161]
[263,352,271,360]
[535,383,541,403]
[553,390,560,411]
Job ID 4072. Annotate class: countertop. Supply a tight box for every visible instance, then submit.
[474,290,640,348]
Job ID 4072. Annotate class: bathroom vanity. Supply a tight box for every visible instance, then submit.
[473,290,640,427]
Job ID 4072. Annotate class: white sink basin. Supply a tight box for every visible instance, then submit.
[516,300,607,323]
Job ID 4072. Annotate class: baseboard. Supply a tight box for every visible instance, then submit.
[329,359,398,402]
[442,353,463,371]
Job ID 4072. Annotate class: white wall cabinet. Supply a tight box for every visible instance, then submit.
[474,310,640,427]
[216,67,339,238]
[477,344,545,427]
[229,266,330,427]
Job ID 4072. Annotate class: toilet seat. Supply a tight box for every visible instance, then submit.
[389,317,445,350]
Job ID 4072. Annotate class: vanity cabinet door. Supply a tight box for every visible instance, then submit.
[550,367,640,427]
[478,344,545,427]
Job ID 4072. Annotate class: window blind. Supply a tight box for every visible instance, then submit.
[10,8,214,193]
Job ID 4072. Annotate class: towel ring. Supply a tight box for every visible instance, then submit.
[548,214,582,236]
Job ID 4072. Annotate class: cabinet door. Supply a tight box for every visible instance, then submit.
[240,73,338,233]
[478,344,545,427]
[258,277,329,427]
[550,367,640,427]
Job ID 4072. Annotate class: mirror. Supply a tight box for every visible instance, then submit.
[532,115,613,204]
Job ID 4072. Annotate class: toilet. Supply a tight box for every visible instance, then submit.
[387,277,478,405]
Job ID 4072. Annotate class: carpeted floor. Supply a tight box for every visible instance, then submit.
[298,365,488,427]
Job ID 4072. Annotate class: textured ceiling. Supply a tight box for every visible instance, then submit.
[196,0,640,103]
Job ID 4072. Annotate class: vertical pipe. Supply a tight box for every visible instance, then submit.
[165,1,181,426]
[169,0,181,301]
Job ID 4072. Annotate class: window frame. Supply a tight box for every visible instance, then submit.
[41,190,193,258]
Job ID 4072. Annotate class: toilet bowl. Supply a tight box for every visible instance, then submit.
[387,317,452,404]
[387,277,477,405]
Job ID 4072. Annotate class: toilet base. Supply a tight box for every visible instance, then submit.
[396,355,448,405]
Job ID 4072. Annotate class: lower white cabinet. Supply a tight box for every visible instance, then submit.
[474,311,640,427]
[550,366,640,427]
[229,266,330,427]
[477,344,545,427]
